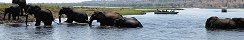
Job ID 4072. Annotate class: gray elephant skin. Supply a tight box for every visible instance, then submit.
[89,11,123,27]
[26,5,54,26]
[115,17,143,28]
[59,7,88,23]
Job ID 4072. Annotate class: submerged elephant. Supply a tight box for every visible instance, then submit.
[115,17,143,28]
[3,6,21,20]
[232,18,244,28]
[59,7,88,23]
[26,5,54,27]
[89,11,123,27]
[206,16,237,29]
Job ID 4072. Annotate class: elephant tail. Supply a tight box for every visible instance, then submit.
[46,9,52,14]
[46,9,55,21]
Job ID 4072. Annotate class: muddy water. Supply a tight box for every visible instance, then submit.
[1,8,244,40]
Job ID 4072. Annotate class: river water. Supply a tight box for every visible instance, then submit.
[1,8,244,40]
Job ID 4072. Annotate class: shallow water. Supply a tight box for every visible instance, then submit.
[1,8,244,40]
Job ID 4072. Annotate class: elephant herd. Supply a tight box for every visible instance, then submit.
[2,5,143,28]
[206,16,244,29]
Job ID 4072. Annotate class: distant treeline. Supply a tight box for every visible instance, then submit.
[81,0,244,8]
[1,0,244,8]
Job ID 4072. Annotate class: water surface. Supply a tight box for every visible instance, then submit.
[1,8,244,40]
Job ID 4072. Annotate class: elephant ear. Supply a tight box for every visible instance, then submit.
[33,6,41,11]
[60,7,73,15]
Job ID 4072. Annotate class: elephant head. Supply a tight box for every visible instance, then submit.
[26,6,41,15]
[59,7,73,23]
[206,16,219,28]
[89,11,106,26]
[59,7,73,15]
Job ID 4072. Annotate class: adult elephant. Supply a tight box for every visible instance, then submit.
[115,17,143,28]
[12,0,27,16]
[89,11,123,27]
[59,7,88,23]
[3,6,21,20]
[26,5,54,27]
[205,16,237,29]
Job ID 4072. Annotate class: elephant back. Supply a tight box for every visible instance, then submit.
[125,18,138,25]
[9,6,21,14]
[4,8,11,13]
[103,11,123,19]
[41,9,54,20]
[123,17,141,27]
[232,18,244,28]
[211,18,237,29]
[12,0,26,6]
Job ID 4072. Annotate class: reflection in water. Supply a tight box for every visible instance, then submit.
[34,28,53,35]
[66,23,88,27]
[206,29,244,40]
[4,23,25,27]
[0,8,244,40]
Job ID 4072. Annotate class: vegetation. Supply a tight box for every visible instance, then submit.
[0,3,183,22]
[82,0,244,8]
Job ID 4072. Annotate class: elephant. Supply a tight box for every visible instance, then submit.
[26,5,54,27]
[205,16,237,29]
[12,0,26,6]
[3,6,21,20]
[12,0,27,16]
[59,7,88,23]
[89,11,123,27]
[232,18,244,28]
[115,17,143,28]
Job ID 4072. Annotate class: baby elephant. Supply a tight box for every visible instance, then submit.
[115,17,143,28]
[3,6,21,20]
[59,7,88,23]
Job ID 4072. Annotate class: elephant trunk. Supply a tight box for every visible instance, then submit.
[3,11,7,20]
[59,15,61,23]
[58,11,63,23]
[89,15,94,26]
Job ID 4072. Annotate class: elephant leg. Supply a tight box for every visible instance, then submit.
[100,22,106,26]
[75,19,88,23]
[12,14,17,20]
[65,18,73,23]
[35,19,41,26]
[107,21,114,26]
[17,16,20,20]
[3,13,7,20]
[20,9,24,16]
[8,14,11,20]
[43,21,52,26]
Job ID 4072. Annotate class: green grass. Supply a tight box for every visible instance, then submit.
[0,3,186,22]
[0,4,183,20]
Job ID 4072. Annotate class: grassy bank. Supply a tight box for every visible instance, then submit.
[0,4,183,15]
[0,4,183,22]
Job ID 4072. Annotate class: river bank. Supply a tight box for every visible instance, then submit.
[0,4,184,22]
